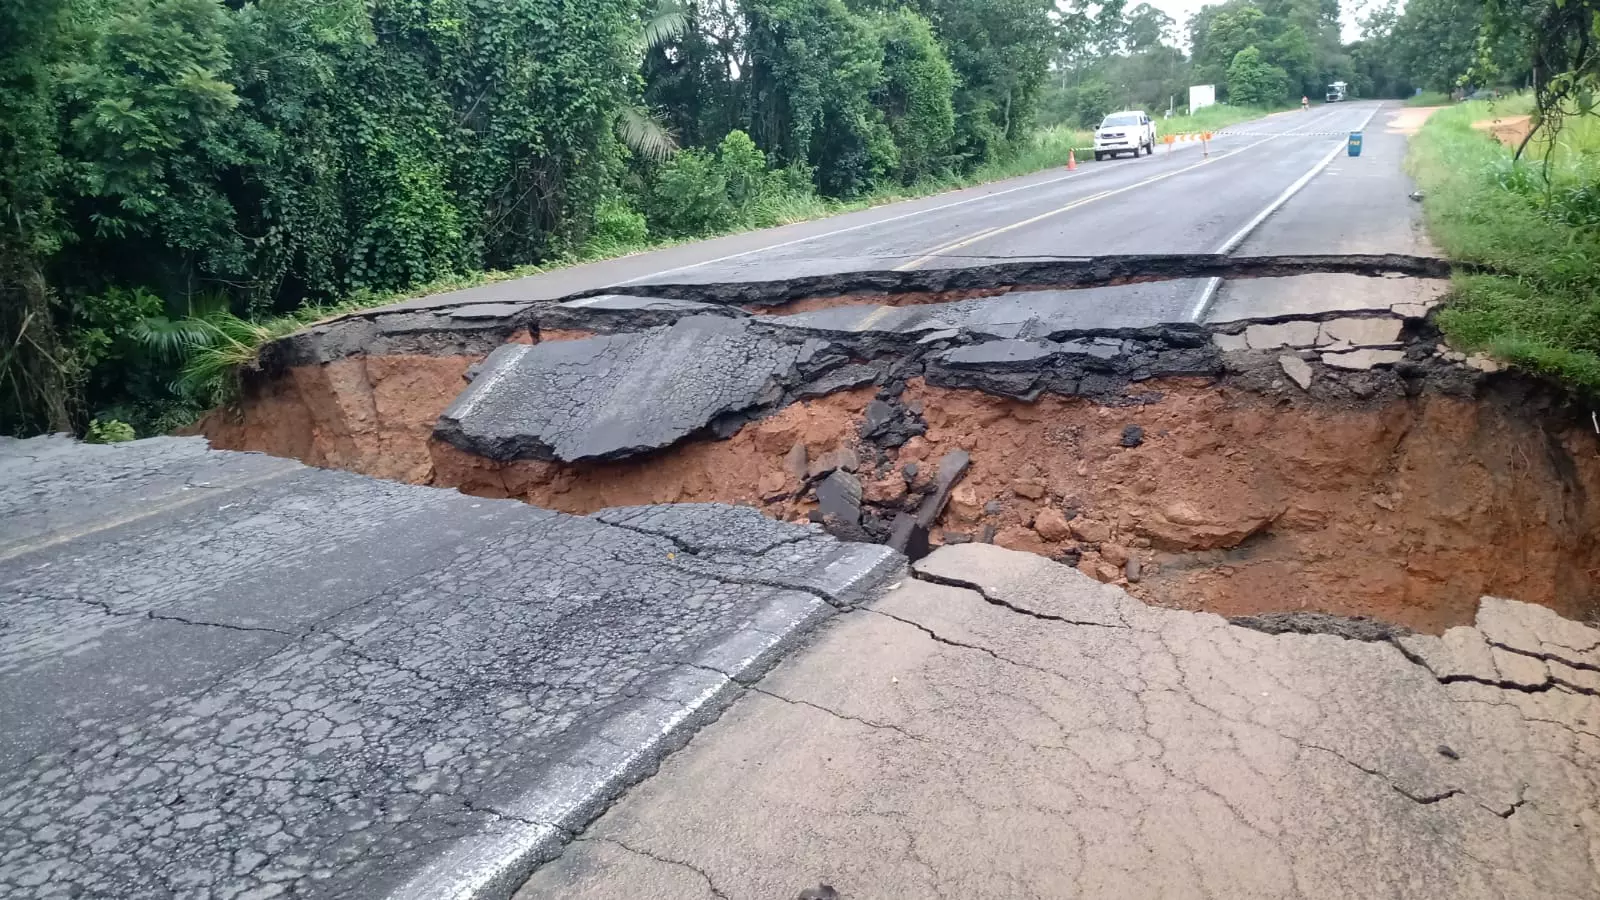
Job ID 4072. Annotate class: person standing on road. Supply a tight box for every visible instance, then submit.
[1302,96,1310,111]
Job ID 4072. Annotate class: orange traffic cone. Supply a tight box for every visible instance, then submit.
[1067,149,1077,171]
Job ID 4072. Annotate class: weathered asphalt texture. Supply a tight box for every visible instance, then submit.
[0,436,900,899]
[518,544,1600,900]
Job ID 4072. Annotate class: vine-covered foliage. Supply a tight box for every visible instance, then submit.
[1,0,1059,436]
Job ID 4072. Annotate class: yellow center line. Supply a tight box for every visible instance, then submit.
[0,466,298,563]
[892,132,1286,271]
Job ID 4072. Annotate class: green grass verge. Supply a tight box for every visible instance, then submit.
[1158,103,1290,135]
[1406,91,1452,107]
[1410,93,1600,393]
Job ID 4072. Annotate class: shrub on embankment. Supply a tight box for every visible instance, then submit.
[1412,94,1600,394]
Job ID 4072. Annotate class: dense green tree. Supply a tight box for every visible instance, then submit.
[0,0,73,434]
[874,9,957,183]
[1226,45,1290,104]
[0,0,1183,436]
[1481,0,1595,155]
[916,0,1058,161]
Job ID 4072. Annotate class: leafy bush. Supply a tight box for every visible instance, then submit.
[874,10,957,184]
[715,130,770,208]
[1412,96,1600,393]
[583,198,651,257]
[645,149,734,237]
[85,418,136,444]
[1406,91,1453,107]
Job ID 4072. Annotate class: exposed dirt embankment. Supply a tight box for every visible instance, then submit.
[205,353,1600,633]
[202,354,476,484]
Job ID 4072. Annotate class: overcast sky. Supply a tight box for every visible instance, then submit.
[1139,0,1372,46]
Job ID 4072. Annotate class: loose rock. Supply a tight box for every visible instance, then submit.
[1068,518,1111,544]
[918,451,973,527]
[1012,479,1046,500]
[1120,425,1144,448]
[758,472,787,496]
[1032,508,1074,542]
[816,470,863,526]
[1278,354,1313,391]
[784,442,809,480]
[1321,348,1406,370]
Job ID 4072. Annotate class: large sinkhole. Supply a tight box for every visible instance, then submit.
[199,272,1600,635]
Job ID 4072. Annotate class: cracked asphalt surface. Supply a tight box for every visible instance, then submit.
[0,436,898,898]
[520,544,1600,899]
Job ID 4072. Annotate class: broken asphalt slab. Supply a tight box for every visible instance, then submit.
[428,272,1488,473]
[254,255,1455,370]
[518,543,1600,900]
[431,287,1236,465]
[435,315,823,462]
[0,436,901,900]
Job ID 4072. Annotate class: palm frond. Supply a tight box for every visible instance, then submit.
[640,0,688,50]
[129,316,219,361]
[617,104,679,160]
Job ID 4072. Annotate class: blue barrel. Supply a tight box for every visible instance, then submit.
[1348,131,1363,157]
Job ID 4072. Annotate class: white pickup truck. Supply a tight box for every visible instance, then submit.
[1093,110,1156,160]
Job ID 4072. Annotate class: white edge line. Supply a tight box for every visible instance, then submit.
[897,132,1289,271]
[1198,104,1384,324]
[1214,103,1383,257]
[446,343,532,420]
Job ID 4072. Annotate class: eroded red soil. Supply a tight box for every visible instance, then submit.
[203,355,1600,633]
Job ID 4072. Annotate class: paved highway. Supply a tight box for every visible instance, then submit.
[386,101,1430,314]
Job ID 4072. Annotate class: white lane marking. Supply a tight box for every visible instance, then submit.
[621,102,1375,285]
[1187,276,1224,323]
[894,132,1290,270]
[1194,103,1383,323]
[446,343,532,420]
[1213,103,1382,256]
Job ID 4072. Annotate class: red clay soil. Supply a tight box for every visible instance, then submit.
[431,387,876,513]
[894,381,1600,633]
[204,360,1600,633]
[202,354,477,484]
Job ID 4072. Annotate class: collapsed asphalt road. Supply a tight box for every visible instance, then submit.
[11,102,1600,898]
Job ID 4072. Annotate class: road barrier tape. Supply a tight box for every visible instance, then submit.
[1162,129,1357,141]
[1072,124,1356,159]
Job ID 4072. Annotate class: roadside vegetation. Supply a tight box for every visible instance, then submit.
[1412,94,1600,392]
[0,0,1579,437]
[1405,91,1453,107]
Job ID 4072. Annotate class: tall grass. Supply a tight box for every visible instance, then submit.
[1158,103,1287,135]
[1406,91,1452,108]
[1411,93,1600,392]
